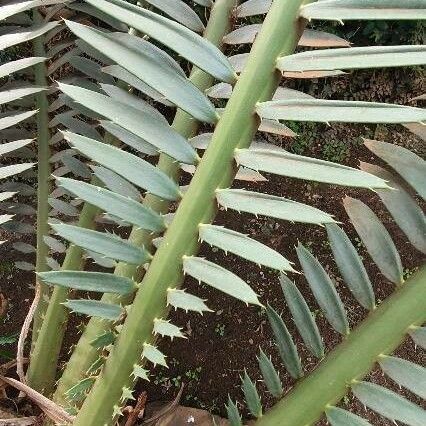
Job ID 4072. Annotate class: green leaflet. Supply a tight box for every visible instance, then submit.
[59,83,198,164]
[216,189,335,225]
[364,138,426,200]
[0,22,59,50]
[257,348,283,398]
[65,377,96,402]
[360,163,426,254]
[0,0,68,21]
[0,86,46,106]
[223,24,261,45]
[297,243,349,335]
[280,275,324,358]
[351,381,426,426]
[256,100,426,124]
[91,166,140,202]
[326,407,372,426]
[90,331,116,349]
[0,139,32,156]
[241,370,262,418]
[102,65,173,107]
[299,29,350,48]
[278,45,426,72]
[57,177,166,232]
[84,0,236,83]
[0,110,37,131]
[64,300,123,321]
[199,224,294,272]
[52,223,151,265]
[65,21,217,123]
[409,327,426,349]
[142,343,167,367]
[235,148,387,189]
[379,356,426,399]
[43,236,66,253]
[62,132,181,201]
[38,271,136,295]
[153,319,186,340]
[99,85,167,124]
[236,0,271,17]
[326,223,375,310]
[69,56,115,85]
[132,365,149,381]
[167,288,212,314]
[0,163,35,180]
[344,197,403,285]
[266,305,303,379]
[67,2,128,32]
[100,121,157,156]
[301,0,426,21]
[183,256,262,306]
[48,198,79,217]
[226,397,242,426]
[0,57,46,79]
[143,0,205,32]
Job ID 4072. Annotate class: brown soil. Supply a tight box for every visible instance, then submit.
[1,67,425,425]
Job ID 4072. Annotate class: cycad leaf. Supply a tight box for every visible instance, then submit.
[409,327,426,349]
[183,256,262,306]
[297,243,349,335]
[84,0,236,83]
[326,223,375,310]
[69,56,115,84]
[43,236,66,253]
[48,198,79,217]
[167,288,212,314]
[64,299,123,321]
[0,110,37,131]
[256,100,426,124]
[142,343,167,367]
[278,45,426,72]
[280,275,324,358]
[351,381,426,426]
[153,319,185,340]
[102,65,173,107]
[38,271,136,295]
[100,121,157,156]
[65,377,95,402]
[299,29,350,48]
[132,365,149,381]
[360,162,426,253]
[0,86,46,106]
[257,348,283,398]
[63,132,181,201]
[92,166,140,202]
[301,0,426,21]
[57,177,165,232]
[364,138,426,200]
[0,57,45,79]
[326,407,372,426]
[59,83,198,164]
[216,189,335,225]
[379,356,426,399]
[223,24,261,45]
[0,21,59,50]
[0,163,35,180]
[199,224,294,272]
[52,223,151,265]
[64,22,217,123]
[344,197,403,285]
[241,370,262,418]
[236,0,271,17]
[226,397,242,426]
[0,139,32,156]
[143,0,205,32]
[0,0,66,21]
[266,305,303,379]
[235,148,387,189]
[90,331,116,349]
